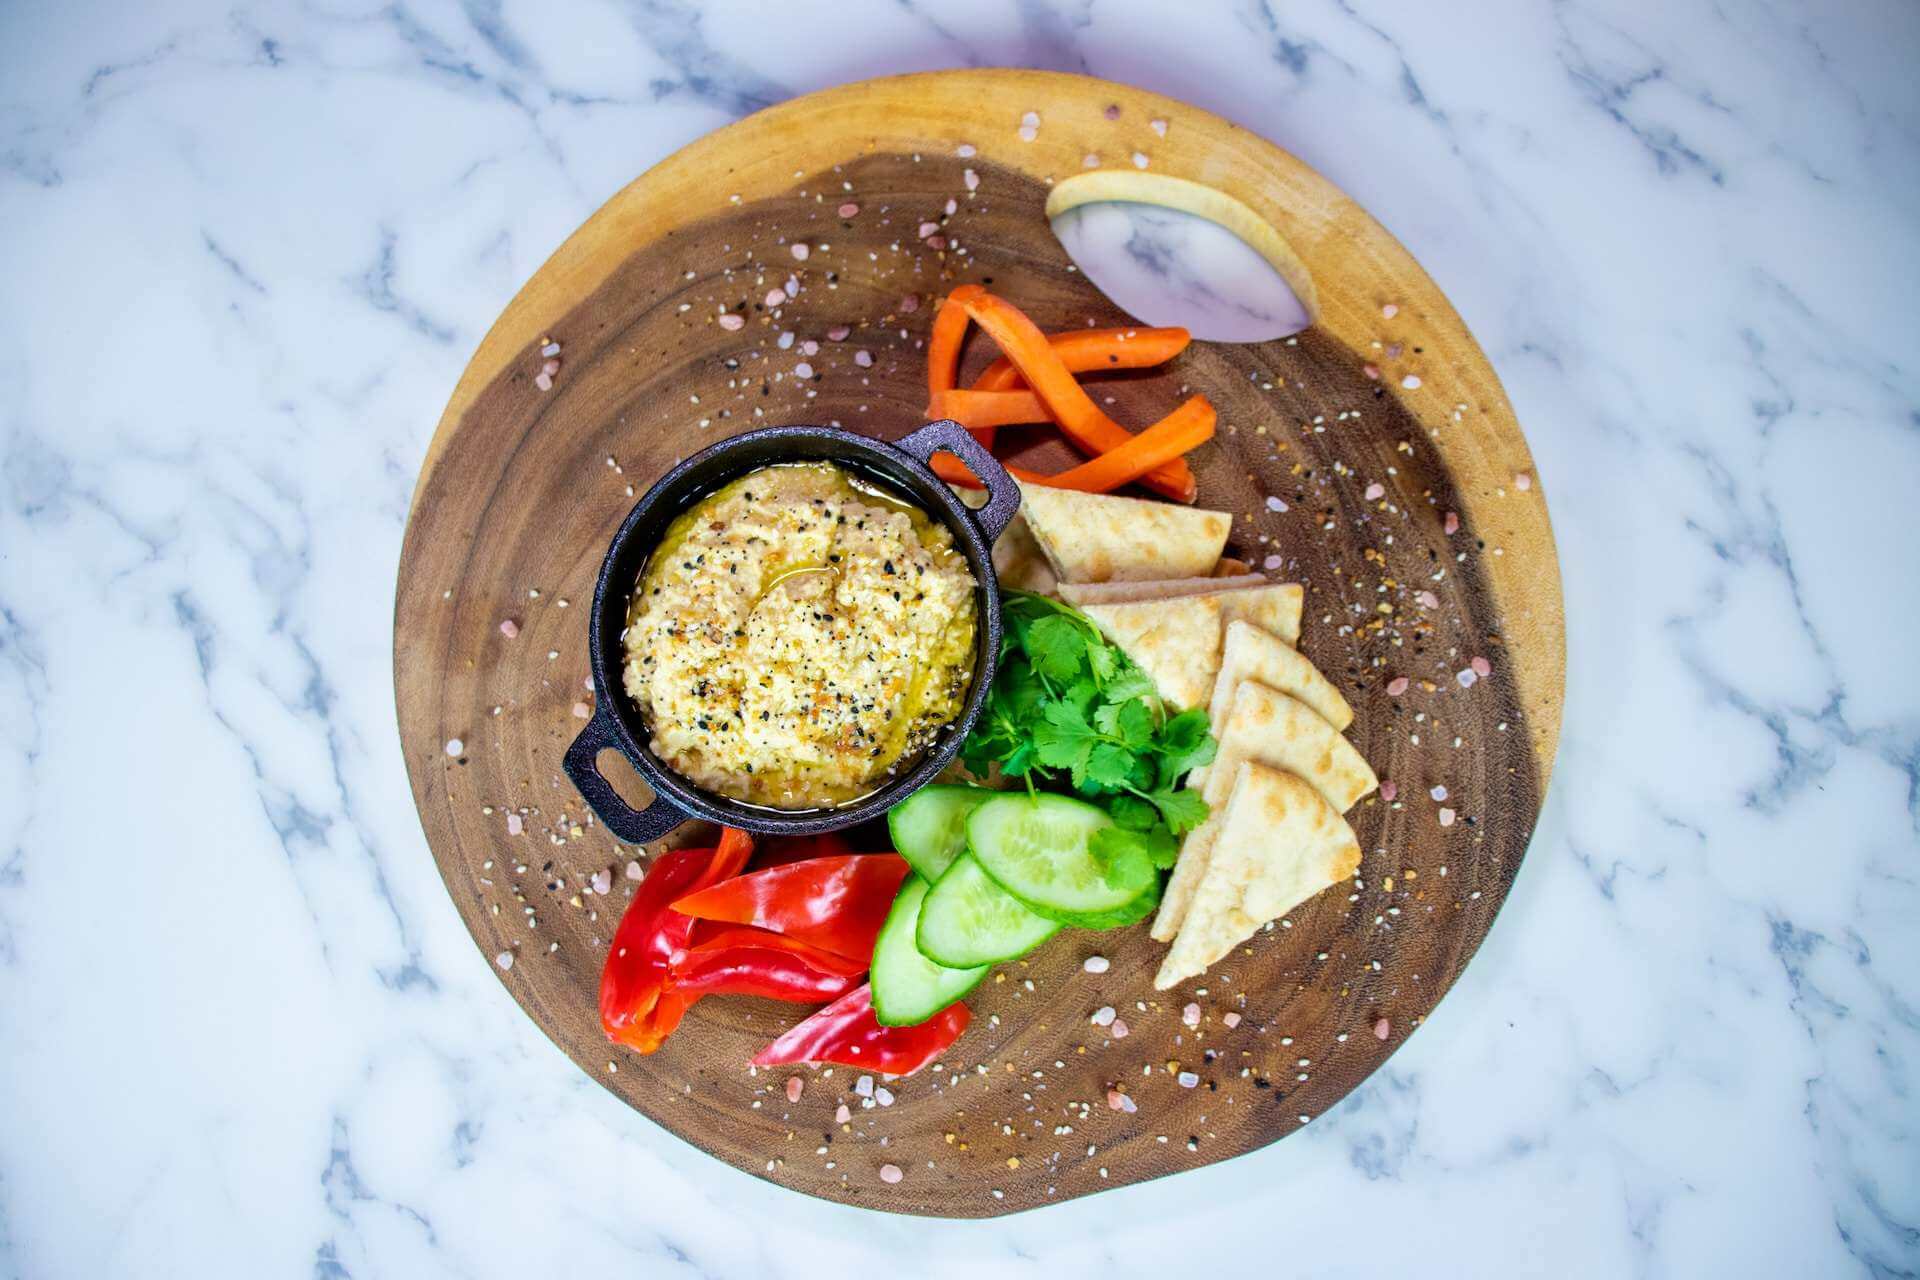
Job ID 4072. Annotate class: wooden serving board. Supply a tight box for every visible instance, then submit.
[394,69,1564,1217]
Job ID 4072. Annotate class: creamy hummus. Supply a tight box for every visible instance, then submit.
[623,462,977,809]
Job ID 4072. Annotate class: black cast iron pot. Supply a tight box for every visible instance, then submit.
[563,420,1020,842]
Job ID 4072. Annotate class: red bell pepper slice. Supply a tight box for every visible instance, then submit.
[599,827,754,1053]
[671,853,909,962]
[667,926,867,1003]
[750,983,969,1076]
[753,831,856,868]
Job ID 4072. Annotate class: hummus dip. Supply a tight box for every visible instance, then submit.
[623,461,977,809]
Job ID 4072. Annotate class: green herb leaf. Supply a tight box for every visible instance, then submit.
[1103,665,1158,704]
[1085,742,1137,791]
[1023,615,1087,683]
[1146,787,1210,836]
[1107,793,1161,832]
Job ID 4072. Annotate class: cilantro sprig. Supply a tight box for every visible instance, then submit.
[961,591,1217,889]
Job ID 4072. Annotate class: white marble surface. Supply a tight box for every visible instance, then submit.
[4,0,1917,1275]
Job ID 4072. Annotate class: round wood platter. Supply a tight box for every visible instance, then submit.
[394,69,1564,1217]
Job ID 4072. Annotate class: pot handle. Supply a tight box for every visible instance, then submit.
[563,707,688,845]
[895,418,1022,542]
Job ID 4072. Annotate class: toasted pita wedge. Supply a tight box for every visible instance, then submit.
[1017,482,1230,583]
[1079,596,1222,711]
[1189,621,1352,788]
[1150,680,1376,939]
[992,511,1057,595]
[1057,574,1268,607]
[1154,762,1362,989]
[1217,582,1303,646]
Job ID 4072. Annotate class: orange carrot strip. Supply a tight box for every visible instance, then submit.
[949,289,1195,502]
[932,396,1215,496]
[926,293,970,398]
[1034,395,1214,493]
[972,326,1190,391]
[926,388,1051,430]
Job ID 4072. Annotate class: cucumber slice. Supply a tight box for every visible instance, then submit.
[966,793,1160,928]
[887,784,995,882]
[917,853,1061,968]
[869,874,987,1027]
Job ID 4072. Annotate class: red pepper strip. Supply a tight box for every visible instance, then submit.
[751,983,969,1075]
[754,831,856,868]
[599,828,755,1054]
[668,926,867,1003]
[671,854,910,962]
[972,326,1191,391]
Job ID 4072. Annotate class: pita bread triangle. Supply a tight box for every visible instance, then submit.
[1078,595,1223,711]
[1017,481,1230,583]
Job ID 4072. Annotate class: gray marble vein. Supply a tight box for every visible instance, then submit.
[1,0,1916,1276]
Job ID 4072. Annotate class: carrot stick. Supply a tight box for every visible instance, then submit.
[1035,396,1215,493]
[972,326,1190,391]
[926,293,970,399]
[926,388,1051,430]
[932,395,1215,495]
[949,289,1195,502]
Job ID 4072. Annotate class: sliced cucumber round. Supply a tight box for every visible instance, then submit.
[869,874,986,1027]
[917,853,1060,968]
[887,784,996,883]
[966,792,1159,927]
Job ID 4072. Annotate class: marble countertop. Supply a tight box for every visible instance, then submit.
[4,1,1916,1276]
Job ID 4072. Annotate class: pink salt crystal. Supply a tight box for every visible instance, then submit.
[506,813,523,836]
[1385,676,1410,697]
[589,868,612,895]
[854,350,874,368]
[1416,590,1440,609]
[956,143,976,157]
[1456,669,1478,688]
[1515,471,1533,491]
[963,168,980,191]
[838,202,859,217]
[1363,364,1380,380]
[1439,808,1457,827]
[499,619,520,639]
[918,221,939,239]
[572,701,591,718]
[718,313,745,332]
[944,198,957,216]
[801,339,819,356]
[926,235,947,251]
[541,357,561,377]
[1401,373,1422,390]
[785,1076,803,1103]
[765,287,787,307]
[1471,656,1492,677]
[1110,1018,1129,1039]
[625,859,644,880]
[1222,1012,1242,1029]
[790,243,810,261]
[1373,1018,1391,1040]
[1443,511,1460,535]
[795,362,814,379]
[1107,1089,1128,1111]
[878,1164,903,1184]
[533,372,553,392]
[899,294,919,313]
[1382,303,1399,319]
[1380,780,1398,803]
[834,1103,851,1123]
[584,674,595,691]
[1364,482,1385,501]
[827,325,851,341]
[1182,1003,1201,1027]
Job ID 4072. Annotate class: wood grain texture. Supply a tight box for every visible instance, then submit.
[394,69,1564,1217]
